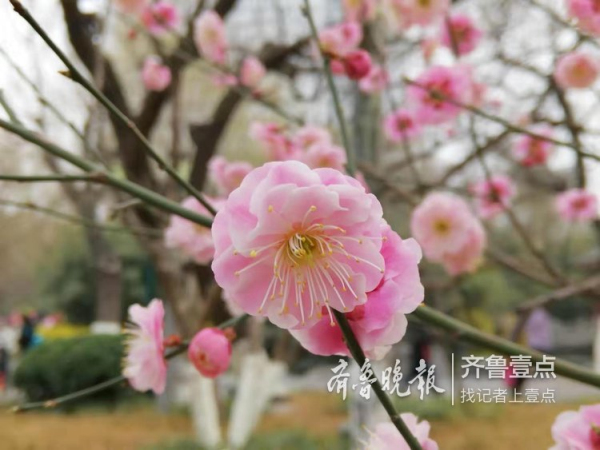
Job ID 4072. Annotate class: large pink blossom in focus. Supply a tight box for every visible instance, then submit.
[383,108,421,142]
[208,156,253,196]
[318,21,363,58]
[300,143,348,171]
[249,122,298,160]
[141,57,172,91]
[114,0,148,14]
[365,415,439,450]
[141,2,180,36]
[470,175,516,219]
[512,128,554,167]
[440,14,483,56]
[123,299,167,394]
[194,11,228,65]
[343,0,377,21]
[411,192,486,275]
[551,404,600,450]
[554,52,600,89]
[211,161,386,329]
[359,64,390,93]
[164,197,223,265]
[388,0,450,28]
[290,225,424,360]
[567,0,600,35]
[188,327,232,378]
[556,189,598,223]
[240,56,266,90]
[407,65,474,125]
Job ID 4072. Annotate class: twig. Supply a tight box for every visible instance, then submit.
[0,199,162,238]
[301,0,356,176]
[9,0,217,216]
[0,118,213,228]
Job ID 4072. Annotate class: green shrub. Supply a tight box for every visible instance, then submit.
[14,334,126,405]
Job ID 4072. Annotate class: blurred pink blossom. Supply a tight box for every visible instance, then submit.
[249,121,298,160]
[567,0,600,35]
[365,415,439,450]
[383,108,421,142]
[318,21,363,58]
[299,143,348,171]
[141,57,172,91]
[188,327,232,378]
[554,51,600,89]
[240,56,266,90]
[343,0,378,22]
[512,128,554,167]
[551,404,600,449]
[211,161,385,329]
[293,125,332,150]
[164,197,223,265]
[208,156,253,196]
[141,2,180,35]
[123,299,167,394]
[411,192,485,275]
[342,50,373,80]
[440,14,483,56]
[114,0,148,14]
[407,65,475,124]
[470,175,516,219]
[194,10,228,65]
[556,189,598,223]
[387,0,450,28]
[359,64,390,93]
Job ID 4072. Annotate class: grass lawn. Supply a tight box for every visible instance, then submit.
[0,392,589,449]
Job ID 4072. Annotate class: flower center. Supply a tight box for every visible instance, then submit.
[434,219,451,235]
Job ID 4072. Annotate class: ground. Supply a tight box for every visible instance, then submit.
[0,391,588,449]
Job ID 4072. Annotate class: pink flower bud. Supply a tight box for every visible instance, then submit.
[141,57,172,92]
[188,328,232,378]
[342,50,372,80]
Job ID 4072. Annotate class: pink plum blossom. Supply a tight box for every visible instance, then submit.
[299,143,348,171]
[318,21,363,58]
[551,404,600,450]
[512,128,554,167]
[141,2,180,35]
[240,56,266,90]
[211,161,386,329]
[188,327,232,378]
[556,189,598,223]
[164,197,223,265]
[383,108,421,142]
[554,52,600,89]
[123,299,167,394]
[567,0,600,36]
[359,64,390,93]
[407,65,475,124]
[208,156,253,196]
[439,220,486,276]
[293,125,332,150]
[440,14,483,56]
[343,0,378,22]
[194,10,228,65]
[114,0,148,14]
[249,121,298,160]
[290,225,424,360]
[411,192,485,275]
[342,50,373,80]
[470,175,516,219]
[365,415,439,450]
[141,57,172,92]
[387,0,450,28]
